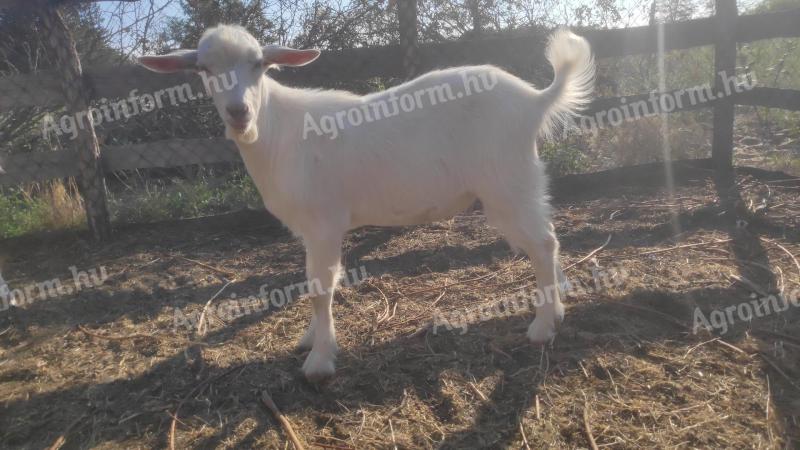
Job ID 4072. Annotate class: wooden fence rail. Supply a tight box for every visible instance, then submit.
[1,0,800,235]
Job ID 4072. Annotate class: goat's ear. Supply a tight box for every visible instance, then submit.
[138,50,198,73]
[262,46,320,67]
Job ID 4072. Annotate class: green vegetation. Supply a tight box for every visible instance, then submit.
[109,169,263,224]
[0,170,263,239]
[0,180,86,239]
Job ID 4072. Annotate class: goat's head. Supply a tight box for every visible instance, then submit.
[138,24,319,143]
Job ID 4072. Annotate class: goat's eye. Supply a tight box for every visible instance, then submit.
[253,61,264,70]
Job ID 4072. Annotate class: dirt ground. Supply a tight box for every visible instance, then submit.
[1,161,799,449]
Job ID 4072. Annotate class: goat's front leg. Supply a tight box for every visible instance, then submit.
[301,235,342,382]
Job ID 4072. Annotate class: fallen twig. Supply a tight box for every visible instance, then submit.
[612,303,748,355]
[261,390,305,450]
[313,443,353,450]
[468,381,488,401]
[389,419,398,450]
[563,234,612,272]
[179,256,237,278]
[488,342,512,360]
[197,279,236,337]
[583,396,599,450]
[480,235,612,293]
[640,239,732,256]
[764,239,800,280]
[728,273,770,297]
[396,262,518,300]
[519,421,531,450]
[684,338,720,357]
[78,325,158,341]
[714,339,748,355]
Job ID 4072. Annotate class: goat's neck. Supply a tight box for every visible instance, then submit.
[234,78,290,172]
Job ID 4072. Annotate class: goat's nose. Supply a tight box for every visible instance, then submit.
[226,104,250,121]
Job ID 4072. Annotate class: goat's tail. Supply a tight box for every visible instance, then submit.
[538,28,595,140]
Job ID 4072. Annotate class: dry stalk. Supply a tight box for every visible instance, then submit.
[261,391,305,450]
[468,381,489,401]
[611,302,748,355]
[764,239,800,279]
[197,279,235,337]
[179,256,237,278]
[640,239,732,256]
[582,394,599,450]
[519,421,531,450]
[563,234,613,272]
[78,325,158,341]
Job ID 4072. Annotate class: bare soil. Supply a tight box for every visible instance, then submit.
[1,162,799,449]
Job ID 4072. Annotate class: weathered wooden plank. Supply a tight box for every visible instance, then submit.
[102,138,241,171]
[735,87,800,111]
[88,64,207,103]
[579,17,717,59]
[277,45,404,85]
[0,150,80,186]
[736,8,800,42]
[585,85,800,120]
[582,87,719,121]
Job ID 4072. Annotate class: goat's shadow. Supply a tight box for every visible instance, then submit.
[1,168,798,448]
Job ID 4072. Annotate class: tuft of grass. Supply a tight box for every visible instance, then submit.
[539,140,589,177]
[0,170,264,239]
[109,170,263,224]
[0,179,86,239]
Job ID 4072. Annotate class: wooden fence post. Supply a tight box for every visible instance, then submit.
[712,0,738,179]
[37,0,111,240]
[397,0,419,80]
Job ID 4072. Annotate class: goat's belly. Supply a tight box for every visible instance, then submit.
[352,191,476,227]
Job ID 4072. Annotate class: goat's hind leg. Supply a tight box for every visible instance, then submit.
[524,225,565,344]
[485,207,565,345]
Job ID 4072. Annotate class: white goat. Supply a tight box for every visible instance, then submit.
[139,25,594,381]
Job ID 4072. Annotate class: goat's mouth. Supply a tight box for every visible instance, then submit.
[227,120,251,133]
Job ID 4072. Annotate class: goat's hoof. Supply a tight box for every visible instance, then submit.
[302,351,336,382]
[527,317,557,345]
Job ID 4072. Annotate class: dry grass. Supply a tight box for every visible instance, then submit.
[36,179,85,230]
[0,179,86,238]
[0,167,798,449]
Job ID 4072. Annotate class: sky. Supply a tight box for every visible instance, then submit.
[93,0,731,55]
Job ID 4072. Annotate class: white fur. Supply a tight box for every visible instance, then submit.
[140,25,594,381]
[0,269,9,308]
